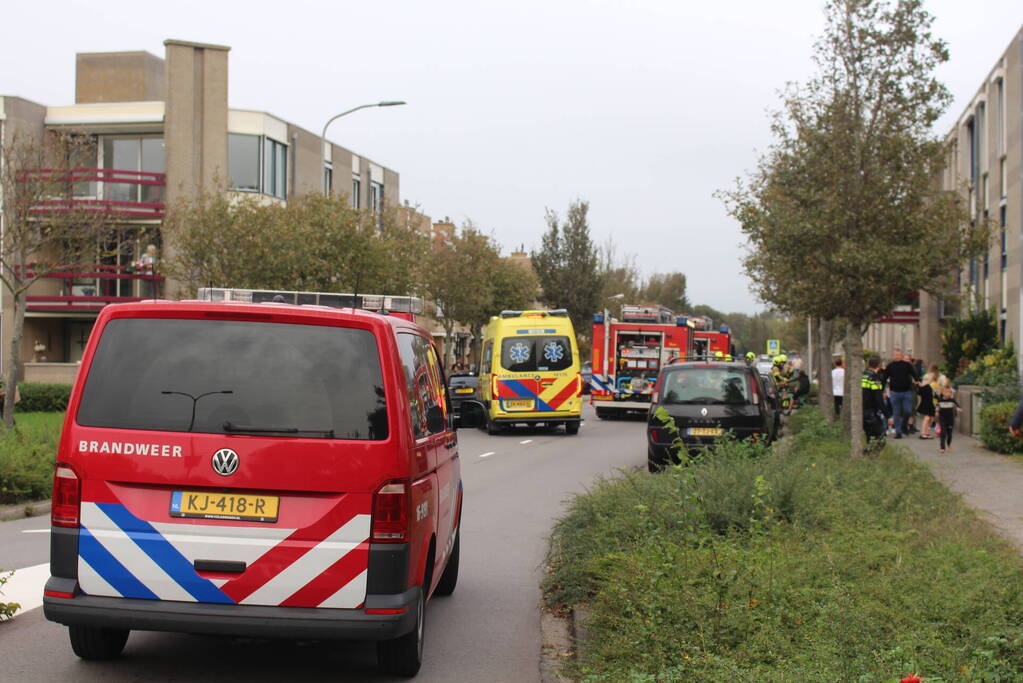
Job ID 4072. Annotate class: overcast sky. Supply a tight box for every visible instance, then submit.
[2,0,1022,313]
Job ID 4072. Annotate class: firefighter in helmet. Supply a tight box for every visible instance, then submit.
[745,351,756,366]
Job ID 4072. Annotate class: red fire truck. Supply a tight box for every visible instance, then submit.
[590,305,695,419]
[690,316,734,358]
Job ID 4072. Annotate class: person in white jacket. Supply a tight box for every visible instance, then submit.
[831,357,844,417]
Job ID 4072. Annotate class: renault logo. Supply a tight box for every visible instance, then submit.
[211,448,239,476]
[700,408,708,416]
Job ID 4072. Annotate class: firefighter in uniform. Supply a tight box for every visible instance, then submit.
[771,355,794,413]
[745,351,756,366]
[861,354,887,447]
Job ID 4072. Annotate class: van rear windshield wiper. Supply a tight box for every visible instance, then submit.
[222,421,335,438]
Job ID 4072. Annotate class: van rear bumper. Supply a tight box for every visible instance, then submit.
[44,578,419,641]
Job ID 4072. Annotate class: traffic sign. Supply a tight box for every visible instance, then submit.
[766,339,780,355]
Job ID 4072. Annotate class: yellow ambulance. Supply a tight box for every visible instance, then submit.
[478,309,582,435]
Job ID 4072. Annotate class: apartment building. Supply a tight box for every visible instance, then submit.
[0,40,400,383]
[864,26,1022,367]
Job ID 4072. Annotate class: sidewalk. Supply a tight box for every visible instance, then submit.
[899,431,1023,553]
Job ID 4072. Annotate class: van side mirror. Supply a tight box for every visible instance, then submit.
[426,405,446,434]
[454,400,486,429]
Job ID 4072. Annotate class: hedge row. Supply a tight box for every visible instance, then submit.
[15,383,71,413]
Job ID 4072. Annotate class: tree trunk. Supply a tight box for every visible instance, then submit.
[816,318,834,421]
[3,290,26,428]
[844,325,866,457]
[441,318,456,370]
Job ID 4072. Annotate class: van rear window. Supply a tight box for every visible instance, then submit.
[77,318,387,440]
[500,335,573,372]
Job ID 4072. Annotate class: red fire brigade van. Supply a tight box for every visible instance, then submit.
[590,305,695,418]
[43,288,472,677]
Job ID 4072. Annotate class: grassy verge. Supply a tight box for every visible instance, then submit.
[0,412,64,505]
[543,409,1023,681]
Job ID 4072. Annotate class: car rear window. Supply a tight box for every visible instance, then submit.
[661,367,750,405]
[449,376,478,389]
[77,318,387,440]
[500,335,573,372]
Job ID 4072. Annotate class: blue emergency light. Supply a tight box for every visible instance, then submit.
[676,316,688,327]
[594,313,605,324]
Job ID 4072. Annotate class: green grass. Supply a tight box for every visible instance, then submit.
[0,412,64,505]
[543,409,1023,681]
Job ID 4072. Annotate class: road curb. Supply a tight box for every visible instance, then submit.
[0,499,50,522]
[540,606,575,683]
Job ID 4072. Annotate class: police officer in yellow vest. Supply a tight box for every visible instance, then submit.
[862,354,886,443]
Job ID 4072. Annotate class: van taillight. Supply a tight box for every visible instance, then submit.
[372,481,409,543]
[491,374,499,399]
[52,464,80,528]
[575,373,583,396]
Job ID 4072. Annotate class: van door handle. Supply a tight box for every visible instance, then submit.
[194,559,246,573]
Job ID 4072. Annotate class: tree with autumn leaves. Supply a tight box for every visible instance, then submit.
[720,0,990,455]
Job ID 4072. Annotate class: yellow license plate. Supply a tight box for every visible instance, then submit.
[503,399,535,411]
[455,387,474,394]
[592,394,613,401]
[170,491,279,522]
[688,427,724,437]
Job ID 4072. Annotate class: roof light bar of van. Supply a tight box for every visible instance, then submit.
[197,288,423,314]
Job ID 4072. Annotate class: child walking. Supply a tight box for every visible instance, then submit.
[936,384,962,453]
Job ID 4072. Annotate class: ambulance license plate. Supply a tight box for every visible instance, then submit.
[504,399,535,411]
[170,491,279,523]
[687,427,723,437]
[455,387,474,394]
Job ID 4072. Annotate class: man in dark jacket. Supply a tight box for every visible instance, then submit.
[862,355,886,445]
[1009,397,1023,437]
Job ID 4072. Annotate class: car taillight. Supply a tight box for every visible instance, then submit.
[52,464,80,528]
[372,481,409,543]
[748,374,760,405]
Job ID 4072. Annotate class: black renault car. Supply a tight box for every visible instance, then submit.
[647,359,776,471]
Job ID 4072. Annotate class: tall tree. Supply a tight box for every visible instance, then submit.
[532,199,603,338]
[0,132,114,426]
[720,0,988,455]
[640,272,689,312]
[164,192,428,297]
[422,223,501,367]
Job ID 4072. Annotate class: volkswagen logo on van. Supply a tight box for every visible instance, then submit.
[211,448,239,476]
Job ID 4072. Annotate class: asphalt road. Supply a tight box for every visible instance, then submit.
[0,404,647,682]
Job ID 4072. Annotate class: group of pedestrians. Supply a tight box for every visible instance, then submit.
[843,349,962,453]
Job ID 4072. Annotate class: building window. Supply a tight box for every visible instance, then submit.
[263,137,287,199]
[228,134,261,192]
[996,77,1005,156]
[1001,229,1007,270]
[324,163,333,194]
[1001,158,1007,199]
[102,136,165,203]
[352,177,361,208]
[966,117,977,185]
[370,181,384,212]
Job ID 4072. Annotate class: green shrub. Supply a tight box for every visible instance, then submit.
[16,383,71,413]
[0,412,63,504]
[979,401,1023,455]
[545,406,1023,681]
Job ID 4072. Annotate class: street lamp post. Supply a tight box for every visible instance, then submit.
[321,101,406,194]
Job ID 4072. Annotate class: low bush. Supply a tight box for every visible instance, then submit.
[979,401,1023,455]
[16,383,71,413]
[0,412,64,504]
[544,408,1023,681]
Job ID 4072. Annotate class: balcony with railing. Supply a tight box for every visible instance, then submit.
[20,263,164,313]
[22,168,166,219]
[877,291,921,324]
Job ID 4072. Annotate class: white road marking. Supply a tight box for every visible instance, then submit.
[478,452,495,459]
[21,529,49,534]
[520,439,533,445]
[1,563,49,615]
